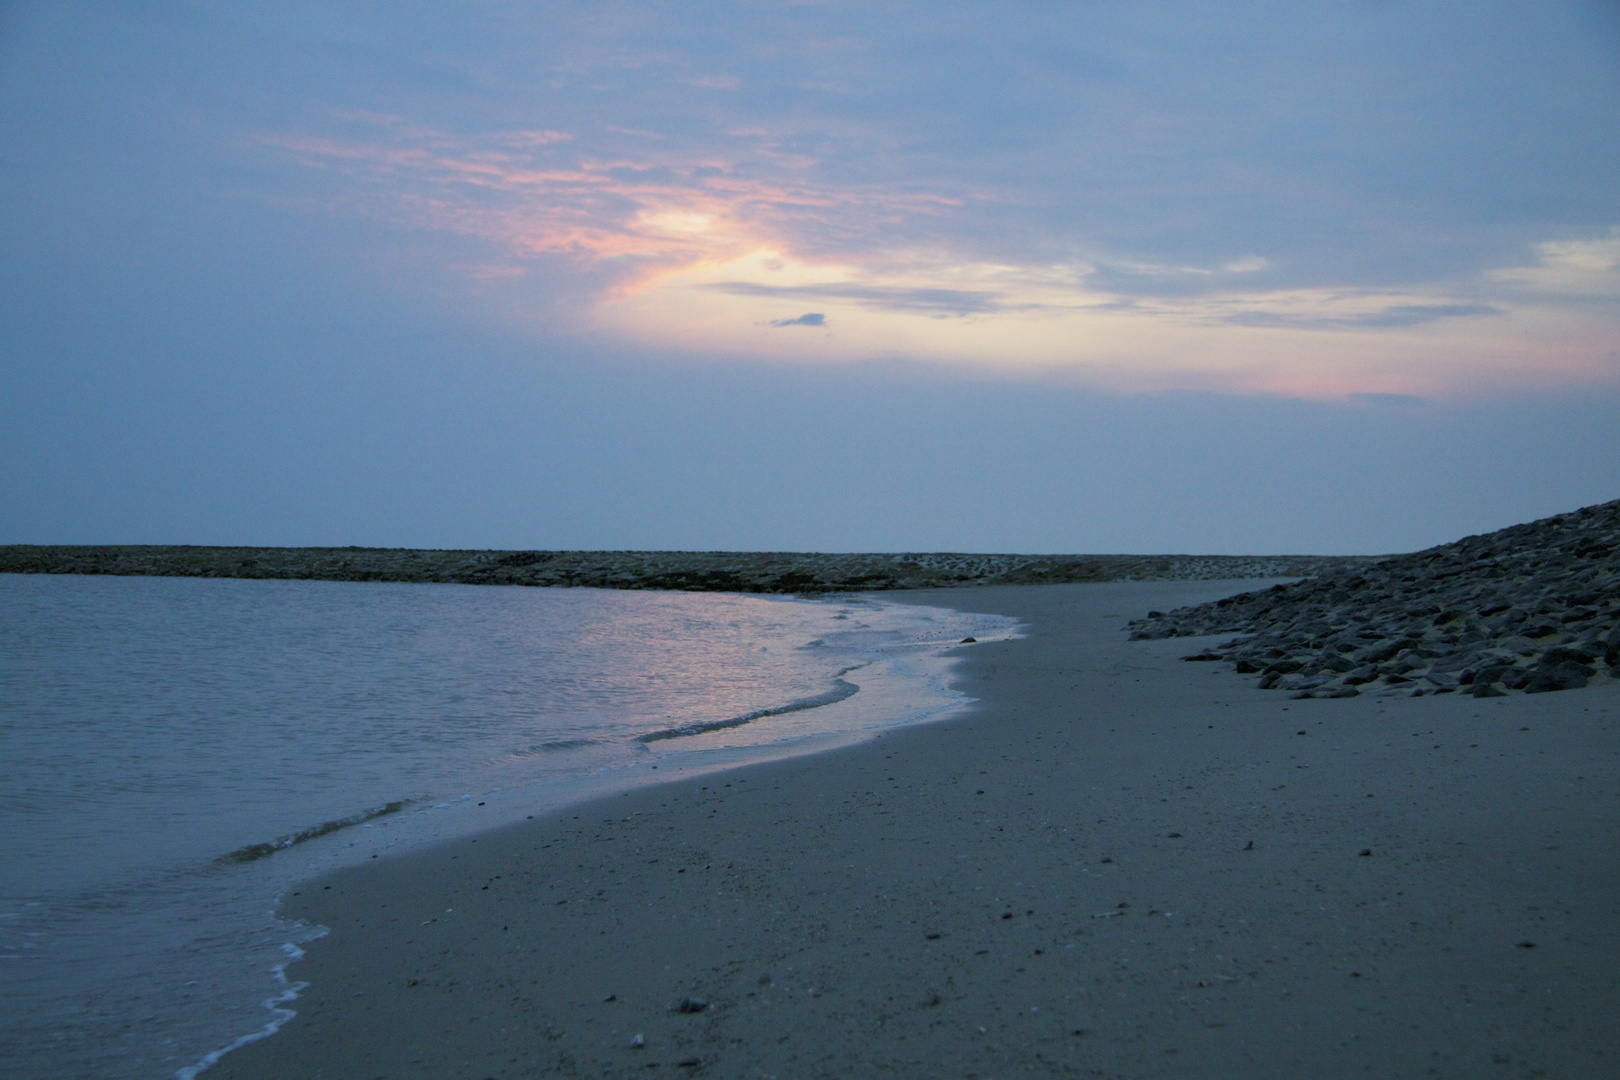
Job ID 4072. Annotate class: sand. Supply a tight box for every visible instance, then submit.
[211,581,1619,1079]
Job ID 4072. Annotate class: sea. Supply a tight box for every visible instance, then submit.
[0,573,1018,1080]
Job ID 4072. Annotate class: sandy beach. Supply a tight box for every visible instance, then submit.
[212,580,1619,1079]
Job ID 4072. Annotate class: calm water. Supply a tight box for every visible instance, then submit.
[0,574,1016,1079]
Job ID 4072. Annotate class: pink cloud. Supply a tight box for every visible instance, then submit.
[256,118,962,297]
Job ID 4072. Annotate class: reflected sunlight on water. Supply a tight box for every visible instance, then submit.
[0,574,1017,1079]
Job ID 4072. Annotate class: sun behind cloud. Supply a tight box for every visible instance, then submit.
[259,112,1620,401]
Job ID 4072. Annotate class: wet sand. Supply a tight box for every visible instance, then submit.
[212,581,1619,1079]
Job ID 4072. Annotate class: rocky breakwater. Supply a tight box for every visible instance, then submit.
[1127,499,1620,700]
[0,546,1369,594]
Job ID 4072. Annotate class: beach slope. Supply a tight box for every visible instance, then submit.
[213,581,1618,1079]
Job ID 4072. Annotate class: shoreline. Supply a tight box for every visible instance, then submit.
[0,581,1012,1080]
[211,580,1618,1079]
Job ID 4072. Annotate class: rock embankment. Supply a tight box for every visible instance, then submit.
[0,547,1369,594]
[1128,499,1620,699]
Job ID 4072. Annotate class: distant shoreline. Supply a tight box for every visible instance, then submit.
[0,545,1375,593]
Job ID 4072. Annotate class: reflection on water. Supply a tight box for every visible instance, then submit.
[0,574,1017,1079]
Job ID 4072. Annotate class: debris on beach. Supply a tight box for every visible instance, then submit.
[1130,498,1619,699]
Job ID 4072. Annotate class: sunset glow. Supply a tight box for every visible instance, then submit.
[4,1,1617,553]
[259,109,1620,399]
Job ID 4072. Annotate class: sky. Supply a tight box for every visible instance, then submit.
[2,0,1618,554]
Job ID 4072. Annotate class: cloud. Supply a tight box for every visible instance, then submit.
[256,114,967,301]
[1487,231,1620,297]
[715,281,1003,316]
[1351,392,1426,407]
[768,312,826,327]
[1223,303,1501,331]
[240,6,1620,398]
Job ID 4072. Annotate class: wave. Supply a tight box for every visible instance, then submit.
[216,801,406,865]
[636,664,867,744]
[496,738,601,763]
[175,937,324,1080]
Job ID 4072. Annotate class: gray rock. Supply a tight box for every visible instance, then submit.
[1126,498,1618,702]
[1524,661,1591,694]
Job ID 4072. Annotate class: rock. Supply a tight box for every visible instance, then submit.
[1126,498,1617,703]
[1524,661,1590,693]
[0,546,1377,595]
[1502,668,1533,690]
[675,997,708,1014]
[1539,645,1596,667]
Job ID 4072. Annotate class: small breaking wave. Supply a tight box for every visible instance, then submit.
[215,802,406,865]
[636,665,867,744]
[175,936,323,1080]
[497,738,600,763]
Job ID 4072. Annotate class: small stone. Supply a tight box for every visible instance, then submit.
[675,997,708,1014]
[629,1034,645,1048]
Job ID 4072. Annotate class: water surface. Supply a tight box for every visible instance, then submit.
[0,574,1016,1078]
